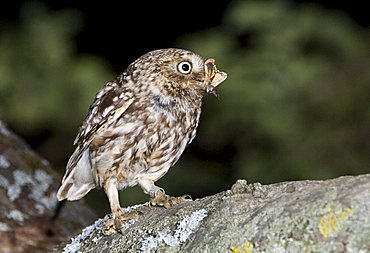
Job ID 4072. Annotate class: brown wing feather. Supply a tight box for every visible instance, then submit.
[63,80,134,182]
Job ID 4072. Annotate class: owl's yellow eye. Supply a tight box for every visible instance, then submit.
[177,61,192,74]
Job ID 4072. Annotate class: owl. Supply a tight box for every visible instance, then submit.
[56,48,227,234]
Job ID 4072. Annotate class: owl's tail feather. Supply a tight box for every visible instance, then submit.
[57,149,96,201]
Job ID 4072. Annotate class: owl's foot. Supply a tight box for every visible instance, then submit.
[149,189,192,208]
[102,210,142,235]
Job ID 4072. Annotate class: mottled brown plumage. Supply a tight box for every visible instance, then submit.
[56,48,227,233]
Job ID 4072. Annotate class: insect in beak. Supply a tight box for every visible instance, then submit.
[204,58,227,96]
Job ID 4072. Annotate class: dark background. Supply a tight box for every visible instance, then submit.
[1,1,369,71]
[1,0,369,216]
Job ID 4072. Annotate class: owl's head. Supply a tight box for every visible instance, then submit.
[127,48,227,97]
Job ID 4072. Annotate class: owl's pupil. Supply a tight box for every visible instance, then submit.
[182,64,190,72]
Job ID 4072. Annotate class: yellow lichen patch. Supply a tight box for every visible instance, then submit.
[319,213,338,237]
[242,242,254,253]
[230,246,240,253]
[338,208,353,221]
[230,241,254,253]
[318,207,353,237]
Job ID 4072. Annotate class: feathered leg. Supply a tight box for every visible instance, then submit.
[102,179,140,235]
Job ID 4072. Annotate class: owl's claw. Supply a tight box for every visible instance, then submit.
[102,210,142,235]
[149,190,192,208]
[102,218,118,236]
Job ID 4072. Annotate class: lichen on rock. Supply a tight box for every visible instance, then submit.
[140,209,208,252]
[0,154,10,168]
[0,120,97,253]
[53,174,370,253]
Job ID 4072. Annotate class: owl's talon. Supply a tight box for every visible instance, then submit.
[149,191,192,208]
[101,210,142,236]
[102,218,117,236]
[150,186,165,197]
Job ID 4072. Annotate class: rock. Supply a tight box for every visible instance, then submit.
[53,172,370,252]
[0,121,97,253]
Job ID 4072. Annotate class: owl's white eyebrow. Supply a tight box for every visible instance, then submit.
[187,55,204,72]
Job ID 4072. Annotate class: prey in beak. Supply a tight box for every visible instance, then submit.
[204,58,227,96]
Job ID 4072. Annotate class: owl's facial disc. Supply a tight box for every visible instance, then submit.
[204,59,227,96]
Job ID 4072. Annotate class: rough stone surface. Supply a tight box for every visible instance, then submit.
[53,174,370,253]
[0,121,97,253]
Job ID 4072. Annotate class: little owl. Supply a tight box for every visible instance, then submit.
[57,48,227,234]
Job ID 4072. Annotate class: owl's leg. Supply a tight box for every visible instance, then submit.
[102,179,140,235]
[138,179,192,208]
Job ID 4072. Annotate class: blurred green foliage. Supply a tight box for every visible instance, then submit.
[0,3,114,165]
[177,0,370,186]
[0,1,369,215]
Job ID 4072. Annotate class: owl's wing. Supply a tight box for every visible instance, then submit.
[64,80,134,181]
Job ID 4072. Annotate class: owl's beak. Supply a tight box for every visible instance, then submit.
[204,58,227,96]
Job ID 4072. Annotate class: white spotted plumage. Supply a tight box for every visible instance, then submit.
[56,48,227,232]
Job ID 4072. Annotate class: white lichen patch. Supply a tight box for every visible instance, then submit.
[62,204,146,253]
[0,222,11,232]
[91,236,100,244]
[13,170,34,185]
[62,218,106,253]
[175,209,208,243]
[140,235,158,252]
[140,209,208,252]
[7,184,22,201]
[0,175,9,188]
[1,169,57,218]
[7,209,25,223]
[29,169,57,210]
[0,154,10,169]
[7,170,33,201]
[0,121,11,136]
[34,169,53,185]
